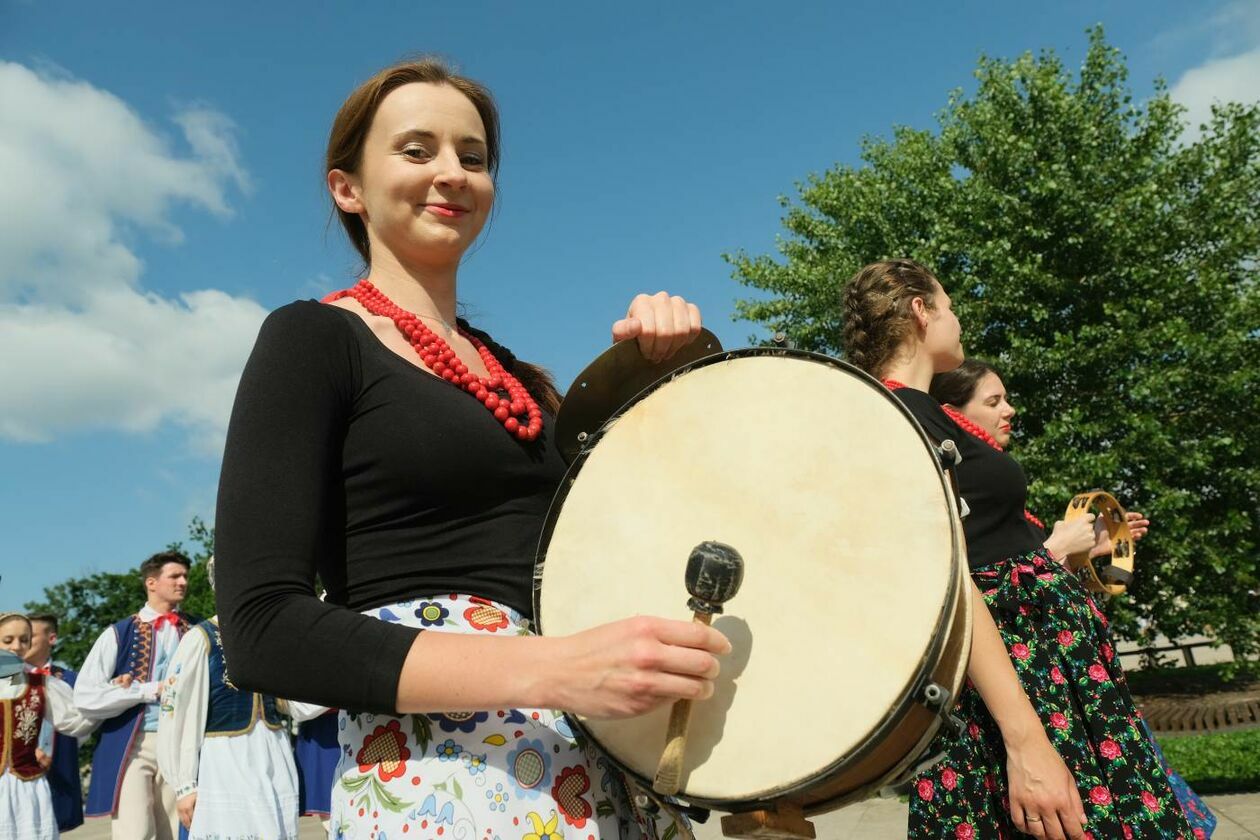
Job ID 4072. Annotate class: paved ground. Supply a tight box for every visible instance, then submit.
[70,791,1260,838]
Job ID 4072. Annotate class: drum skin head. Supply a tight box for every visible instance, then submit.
[554,328,723,463]
[537,353,961,806]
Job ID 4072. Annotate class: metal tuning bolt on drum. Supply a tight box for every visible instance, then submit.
[534,348,974,839]
[935,439,971,520]
[1063,490,1136,595]
[552,328,724,464]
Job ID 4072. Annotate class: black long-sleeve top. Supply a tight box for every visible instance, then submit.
[215,301,567,714]
[891,387,1044,568]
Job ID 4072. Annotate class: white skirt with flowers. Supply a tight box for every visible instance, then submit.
[328,594,684,840]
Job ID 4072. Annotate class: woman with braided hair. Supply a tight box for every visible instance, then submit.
[930,359,1216,838]
[842,259,1196,840]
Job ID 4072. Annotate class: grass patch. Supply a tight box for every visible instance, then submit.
[1126,661,1259,696]
[1156,728,1260,794]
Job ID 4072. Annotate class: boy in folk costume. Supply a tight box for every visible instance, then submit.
[157,557,326,839]
[0,613,94,840]
[75,551,200,839]
[25,613,87,833]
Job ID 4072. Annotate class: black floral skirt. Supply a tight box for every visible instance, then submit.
[908,548,1200,839]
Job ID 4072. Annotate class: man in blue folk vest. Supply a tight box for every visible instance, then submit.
[25,612,88,833]
[75,551,198,839]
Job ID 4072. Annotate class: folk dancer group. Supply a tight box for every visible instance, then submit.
[5,54,1220,840]
[2,554,341,840]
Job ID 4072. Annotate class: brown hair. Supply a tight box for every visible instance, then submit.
[26,613,58,634]
[841,259,942,376]
[325,58,560,414]
[326,57,501,266]
[139,551,191,584]
[929,358,999,408]
[0,613,32,633]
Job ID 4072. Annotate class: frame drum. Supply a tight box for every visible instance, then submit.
[535,350,972,814]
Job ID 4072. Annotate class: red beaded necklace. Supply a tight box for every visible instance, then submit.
[325,280,543,442]
[883,378,1045,530]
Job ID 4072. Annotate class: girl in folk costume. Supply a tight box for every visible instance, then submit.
[0,613,94,840]
[214,58,724,840]
[930,359,1217,839]
[842,259,1196,840]
[157,558,326,839]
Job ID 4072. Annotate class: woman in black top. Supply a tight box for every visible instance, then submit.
[214,58,726,839]
[843,260,1193,840]
[932,359,1218,839]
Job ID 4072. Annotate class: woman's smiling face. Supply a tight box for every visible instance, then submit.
[335,82,494,266]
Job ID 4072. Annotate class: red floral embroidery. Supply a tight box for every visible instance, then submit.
[1090,785,1112,806]
[1057,630,1075,646]
[1049,712,1069,730]
[464,597,510,632]
[1010,643,1031,661]
[356,719,411,782]
[1123,825,1133,839]
[1050,665,1066,684]
[1142,791,1161,812]
[1099,739,1121,760]
[917,779,935,801]
[941,767,958,791]
[955,823,974,840]
[1101,643,1114,662]
[967,722,980,740]
[551,765,593,828]
[1088,663,1110,683]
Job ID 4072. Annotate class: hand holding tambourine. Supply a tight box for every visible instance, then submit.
[1063,491,1136,595]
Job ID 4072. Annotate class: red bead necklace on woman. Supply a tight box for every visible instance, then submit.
[883,378,1045,530]
[325,279,543,442]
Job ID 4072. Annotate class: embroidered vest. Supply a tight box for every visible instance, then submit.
[86,612,197,817]
[199,620,284,736]
[1,673,47,780]
[43,665,84,831]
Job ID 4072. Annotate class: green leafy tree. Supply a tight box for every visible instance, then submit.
[728,29,1260,665]
[24,517,216,670]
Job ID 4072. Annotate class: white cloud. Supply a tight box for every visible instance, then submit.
[1167,1,1260,140]
[0,61,267,454]
[1169,47,1260,139]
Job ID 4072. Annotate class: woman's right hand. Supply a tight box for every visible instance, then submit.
[1044,514,1096,562]
[1005,731,1088,839]
[550,616,731,719]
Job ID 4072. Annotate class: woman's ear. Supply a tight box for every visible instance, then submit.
[328,169,364,215]
[909,296,931,329]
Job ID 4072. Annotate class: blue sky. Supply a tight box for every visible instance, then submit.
[3,1,1258,610]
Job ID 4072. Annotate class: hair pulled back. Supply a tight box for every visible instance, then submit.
[929,358,999,408]
[841,259,941,376]
[326,57,500,266]
[325,58,560,413]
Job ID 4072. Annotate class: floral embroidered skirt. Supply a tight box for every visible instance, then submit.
[908,549,1202,839]
[329,594,681,840]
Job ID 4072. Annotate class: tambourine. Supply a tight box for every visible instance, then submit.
[1064,490,1135,595]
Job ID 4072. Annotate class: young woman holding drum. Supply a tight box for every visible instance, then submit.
[214,58,725,839]
[930,358,1216,839]
[842,259,1195,840]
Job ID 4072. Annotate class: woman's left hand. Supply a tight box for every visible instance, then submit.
[1088,510,1151,559]
[611,292,702,363]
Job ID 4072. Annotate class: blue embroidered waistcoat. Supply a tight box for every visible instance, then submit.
[86,612,196,818]
[45,665,83,831]
[199,619,284,736]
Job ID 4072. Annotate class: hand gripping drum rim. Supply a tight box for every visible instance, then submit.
[1064,490,1135,595]
[533,348,973,815]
